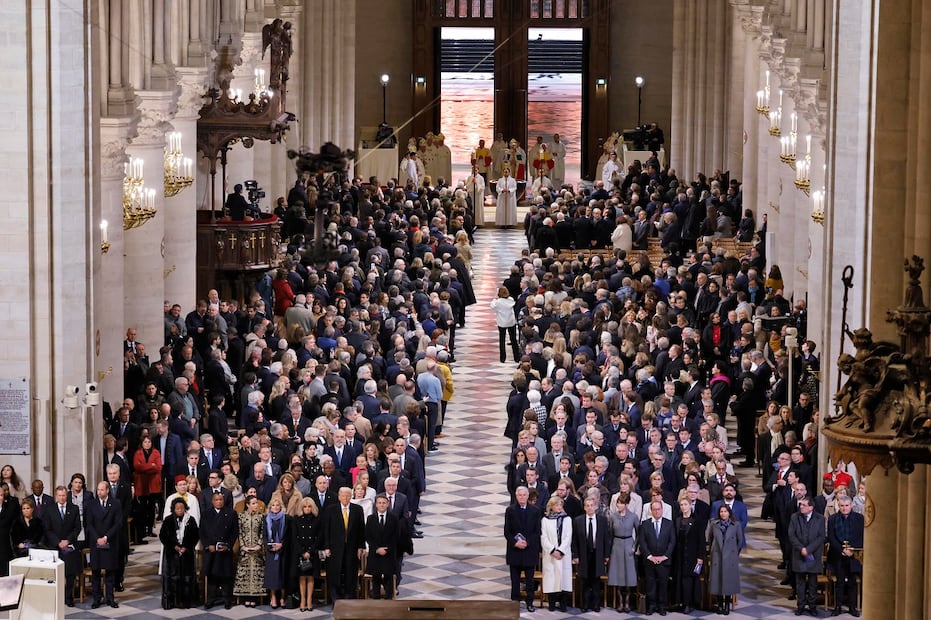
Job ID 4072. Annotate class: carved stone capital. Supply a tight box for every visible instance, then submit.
[797,77,824,138]
[99,116,140,179]
[237,33,264,76]
[134,90,178,146]
[741,5,765,36]
[175,67,210,120]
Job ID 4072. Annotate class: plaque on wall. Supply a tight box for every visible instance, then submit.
[0,379,30,455]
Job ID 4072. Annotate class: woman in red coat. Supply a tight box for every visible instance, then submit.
[272,268,295,318]
[132,435,163,544]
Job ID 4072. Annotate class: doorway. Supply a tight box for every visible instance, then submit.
[527,28,582,188]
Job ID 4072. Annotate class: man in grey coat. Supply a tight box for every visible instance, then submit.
[788,497,826,617]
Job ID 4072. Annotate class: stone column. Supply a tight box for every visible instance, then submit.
[163,67,208,310]
[740,6,764,216]
[863,467,900,618]
[302,0,356,150]
[97,118,137,417]
[224,33,263,197]
[726,0,750,176]
[124,91,174,349]
[277,1,305,187]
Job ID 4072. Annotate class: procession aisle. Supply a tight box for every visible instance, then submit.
[71,229,808,619]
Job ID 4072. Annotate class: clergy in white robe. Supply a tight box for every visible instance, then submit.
[495,168,518,227]
[465,166,486,227]
[550,134,566,188]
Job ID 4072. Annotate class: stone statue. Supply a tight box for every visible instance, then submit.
[262,18,293,88]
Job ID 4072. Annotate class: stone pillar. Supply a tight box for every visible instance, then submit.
[302,0,356,150]
[97,118,137,414]
[863,467,900,618]
[163,67,208,310]
[277,2,304,186]
[124,91,174,350]
[726,0,750,176]
[740,7,764,216]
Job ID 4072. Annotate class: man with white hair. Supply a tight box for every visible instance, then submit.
[284,293,315,335]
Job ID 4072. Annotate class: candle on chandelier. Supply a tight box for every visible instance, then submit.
[791,112,797,134]
[100,220,109,243]
[805,134,812,156]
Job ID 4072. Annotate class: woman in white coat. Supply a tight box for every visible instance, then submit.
[490,286,519,363]
[495,166,518,227]
[541,496,573,612]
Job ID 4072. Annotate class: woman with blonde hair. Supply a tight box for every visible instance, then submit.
[540,495,573,612]
[264,496,288,608]
[491,286,519,363]
[291,497,321,611]
[453,230,473,272]
[270,473,303,517]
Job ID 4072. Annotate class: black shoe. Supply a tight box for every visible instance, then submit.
[659,611,667,617]
[682,606,693,614]
[115,582,125,592]
[526,603,535,613]
[65,600,75,608]
[108,600,119,608]
[414,519,422,525]
[204,603,213,610]
[807,610,819,618]
[225,602,233,609]
[788,593,797,600]
[580,608,590,613]
[795,610,804,616]
[780,578,792,585]
[548,602,556,612]
[91,602,101,609]
[411,531,424,538]
[594,606,601,612]
[831,608,842,617]
[134,539,147,545]
[849,609,861,617]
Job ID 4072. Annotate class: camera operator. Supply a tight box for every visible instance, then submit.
[646,122,664,152]
[226,184,250,221]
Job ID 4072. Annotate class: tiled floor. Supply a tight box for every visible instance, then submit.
[58,228,848,618]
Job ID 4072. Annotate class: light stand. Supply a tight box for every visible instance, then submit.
[380,74,390,124]
[635,76,644,126]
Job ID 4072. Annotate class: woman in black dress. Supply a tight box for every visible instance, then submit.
[291,497,321,612]
[159,497,200,609]
[10,497,43,557]
[0,482,19,575]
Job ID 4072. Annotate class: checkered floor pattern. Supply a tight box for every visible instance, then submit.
[60,229,846,618]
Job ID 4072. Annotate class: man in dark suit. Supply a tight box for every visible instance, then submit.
[324,429,358,473]
[175,450,210,489]
[200,491,238,609]
[41,485,82,607]
[365,494,399,599]
[244,462,275,505]
[86,480,123,609]
[676,484,711,530]
[198,433,224,472]
[154,420,184,494]
[310,474,336,513]
[711,483,750,534]
[198,469,233,514]
[104,464,132,592]
[108,406,140,454]
[788,496,826,616]
[504,486,542,613]
[321,486,367,601]
[571,494,612,612]
[706,459,740,504]
[639,499,676,615]
[827,496,863,617]
[28,479,54,519]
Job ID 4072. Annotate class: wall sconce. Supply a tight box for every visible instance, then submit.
[415,76,426,85]
[123,157,157,230]
[756,70,771,116]
[779,112,797,166]
[596,77,606,86]
[100,220,110,254]
[794,134,812,194]
[768,90,782,136]
[811,189,825,224]
[164,132,193,197]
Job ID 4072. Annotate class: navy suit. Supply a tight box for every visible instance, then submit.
[41,501,82,605]
[324,444,358,473]
[85,496,123,604]
[638,517,676,613]
[571,513,612,610]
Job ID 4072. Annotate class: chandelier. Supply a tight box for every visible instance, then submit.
[163,132,193,197]
[779,112,797,167]
[123,157,156,230]
[794,134,811,195]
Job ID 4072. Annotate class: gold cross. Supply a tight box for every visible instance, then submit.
[228,234,237,249]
